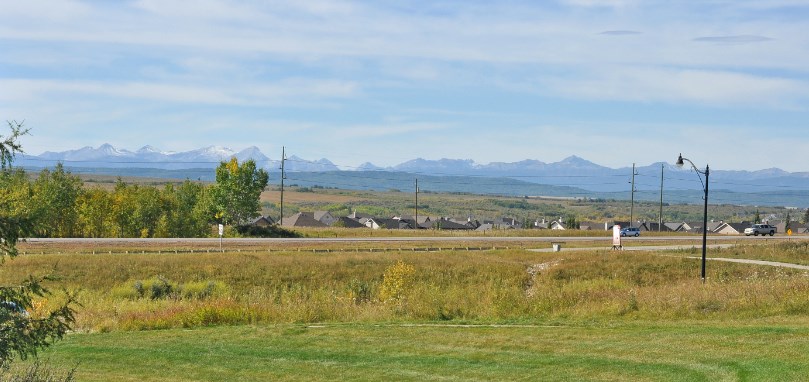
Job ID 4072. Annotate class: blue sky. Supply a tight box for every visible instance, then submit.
[2,0,809,171]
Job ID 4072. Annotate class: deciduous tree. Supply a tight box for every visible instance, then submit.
[1,121,75,369]
[32,163,83,237]
[208,158,269,225]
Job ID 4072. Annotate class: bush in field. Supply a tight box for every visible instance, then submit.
[347,279,373,304]
[181,281,228,300]
[112,277,226,301]
[378,260,416,303]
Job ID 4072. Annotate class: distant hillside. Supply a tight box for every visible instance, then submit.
[16,144,809,206]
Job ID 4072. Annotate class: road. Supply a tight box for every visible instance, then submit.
[24,235,803,244]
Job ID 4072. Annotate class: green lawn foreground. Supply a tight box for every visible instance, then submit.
[36,321,809,381]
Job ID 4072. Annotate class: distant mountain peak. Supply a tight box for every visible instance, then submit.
[555,155,604,169]
[137,145,161,154]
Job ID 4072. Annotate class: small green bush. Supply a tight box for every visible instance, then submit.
[111,277,229,301]
[181,281,227,300]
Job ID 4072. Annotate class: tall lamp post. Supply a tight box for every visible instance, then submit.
[676,153,709,283]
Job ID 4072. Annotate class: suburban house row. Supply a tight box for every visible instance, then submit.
[249,212,809,234]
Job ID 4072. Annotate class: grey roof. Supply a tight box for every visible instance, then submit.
[281,212,327,227]
[335,216,366,228]
[431,219,474,230]
[248,216,275,225]
[314,211,333,221]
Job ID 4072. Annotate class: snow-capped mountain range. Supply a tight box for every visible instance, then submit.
[17,144,809,193]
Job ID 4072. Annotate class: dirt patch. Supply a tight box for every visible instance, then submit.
[524,261,561,297]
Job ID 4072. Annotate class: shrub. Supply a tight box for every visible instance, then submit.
[378,260,416,303]
[111,277,227,301]
[181,281,227,300]
[347,279,373,304]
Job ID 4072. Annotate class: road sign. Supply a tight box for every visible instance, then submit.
[788,229,793,236]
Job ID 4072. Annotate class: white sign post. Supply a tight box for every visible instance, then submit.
[218,224,224,250]
[612,224,622,250]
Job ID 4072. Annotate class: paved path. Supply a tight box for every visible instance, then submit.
[683,256,809,270]
[527,244,735,252]
[529,244,809,271]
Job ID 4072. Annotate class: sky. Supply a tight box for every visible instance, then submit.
[2,0,809,172]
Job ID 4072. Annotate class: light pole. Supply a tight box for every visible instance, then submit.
[676,153,709,283]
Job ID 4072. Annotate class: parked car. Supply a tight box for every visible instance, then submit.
[744,224,776,236]
[620,227,641,237]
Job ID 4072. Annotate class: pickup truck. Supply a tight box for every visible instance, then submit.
[744,224,776,236]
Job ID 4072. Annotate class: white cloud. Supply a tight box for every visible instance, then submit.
[0,78,359,106]
[545,67,807,107]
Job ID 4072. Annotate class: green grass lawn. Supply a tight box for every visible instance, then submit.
[33,321,809,381]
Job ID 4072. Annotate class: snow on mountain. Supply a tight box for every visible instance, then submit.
[235,146,271,165]
[39,143,135,161]
[284,156,339,172]
[356,162,384,171]
[394,158,477,173]
[168,146,236,163]
[21,145,809,193]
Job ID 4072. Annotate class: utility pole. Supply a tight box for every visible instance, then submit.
[630,163,637,228]
[279,146,286,225]
[659,163,664,232]
[415,178,419,230]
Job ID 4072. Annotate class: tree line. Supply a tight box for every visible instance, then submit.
[1,159,269,239]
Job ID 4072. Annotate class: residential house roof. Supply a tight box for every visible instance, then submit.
[335,216,367,228]
[281,212,328,228]
[715,222,748,235]
[248,216,275,227]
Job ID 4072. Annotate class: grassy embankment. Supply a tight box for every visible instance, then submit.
[2,240,809,380]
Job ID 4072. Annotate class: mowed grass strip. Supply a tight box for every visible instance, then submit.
[35,322,809,381]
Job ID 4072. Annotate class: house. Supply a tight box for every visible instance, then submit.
[313,211,337,226]
[791,224,809,234]
[347,211,374,224]
[715,222,749,235]
[578,221,600,231]
[430,218,475,230]
[397,215,431,226]
[606,221,631,230]
[281,212,328,228]
[366,218,412,230]
[334,216,367,228]
[644,222,673,232]
[664,222,685,232]
[706,221,724,232]
[476,223,495,232]
[486,217,521,230]
[248,215,275,227]
[634,222,651,231]
[549,220,566,230]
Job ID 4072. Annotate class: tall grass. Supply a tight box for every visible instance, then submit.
[1,242,807,332]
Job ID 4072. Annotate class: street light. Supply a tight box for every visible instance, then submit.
[676,153,709,283]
